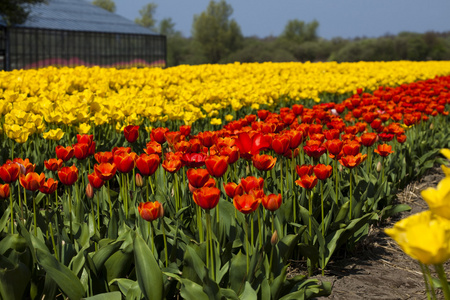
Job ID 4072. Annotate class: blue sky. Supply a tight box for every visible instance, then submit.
[113,0,450,39]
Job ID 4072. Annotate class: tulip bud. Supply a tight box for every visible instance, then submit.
[159,204,164,219]
[430,123,434,130]
[376,161,382,172]
[135,173,144,187]
[271,230,278,246]
[86,183,94,199]
[338,164,343,173]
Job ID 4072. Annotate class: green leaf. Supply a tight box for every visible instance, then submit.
[82,291,122,300]
[36,248,85,300]
[240,282,257,300]
[0,255,31,300]
[133,233,164,300]
[379,204,411,221]
[278,234,301,263]
[179,278,209,300]
[92,240,123,273]
[229,250,247,295]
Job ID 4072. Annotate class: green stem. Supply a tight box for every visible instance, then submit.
[68,188,73,241]
[308,190,312,237]
[334,159,338,205]
[197,205,204,243]
[279,157,283,197]
[96,192,100,233]
[257,207,263,249]
[107,181,112,220]
[245,215,249,275]
[435,264,450,300]
[9,189,14,234]
[150,222,155,255]
[161,218,169,268]
[49,222,58,260]
[206,210,214,280]
[349,168,353,219]
[33,193,37,236]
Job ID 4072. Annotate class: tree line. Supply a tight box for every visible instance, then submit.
[3,0,450,68]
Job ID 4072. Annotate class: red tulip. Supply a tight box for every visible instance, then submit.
[113,152,136,173]
[205,155,229,178]
[219,146,240,164]
[77,134,93,146]
[88,171,105,189]
[94,152,114,164]
[187,168,210,189]
[151,127,169,144]
[164,131,183,147]
[58,165,79,185]
[124,125,139,143]
[193,186,221,210]
[396,134,407,144]
[197,131,216,148]
[325,139,343,156]
[0,184,10,199]
[44,158,63,172]
[272,135,291,155]
[235,132,270,160]
[296,164,314,177]
[342,141,361,156]
[313,164,333,181]
[180,125,191,137]
[303,144,327,160]
[233,194,260,214]
[73,143,90,160]
[136,153,160,176]
[262,194,282,211]
[240,176,264,193]
[0,162,20,183]
[55,145,74,162]
[360,132,378,147]
[20,172,45,191]
[138,201,163,222]
[223,182,244,198]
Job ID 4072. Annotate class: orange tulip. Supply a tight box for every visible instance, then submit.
[193,186,221,210]
[295,174,318,190]
[233,194,259,214]
[73,143,90,160]
[223,182,244,198]
[272,135,290,155]
[252,154,277,171]
[262,194,282,211]
[20,172,45,191]
[162,159,182,173]
[94,163,117,181]
[339,153,368,169]
[342,141,361,156]
[360,132,378,147]
[13,158,35,174]
[151,127,169,144]
[296,164,314,177]
[374,144,394,157]
[138,201,163,222]
[39,178,58,194]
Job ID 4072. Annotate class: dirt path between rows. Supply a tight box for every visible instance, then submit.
[293,165,447,299]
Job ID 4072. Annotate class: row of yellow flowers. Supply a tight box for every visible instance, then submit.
[1,61,450,143]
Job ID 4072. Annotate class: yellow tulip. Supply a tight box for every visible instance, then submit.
[43,128,65,141]
[76,123,91,134]
[210,118,222,125]
[225,114,233,122]
[421,177,450,219]
[385,210,450,265]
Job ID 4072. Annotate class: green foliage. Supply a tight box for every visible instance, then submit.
[0,0,47,25]
[192,0,244,63]
[279,19,319,44]
[91,0,116,13]
[135,3,158,32]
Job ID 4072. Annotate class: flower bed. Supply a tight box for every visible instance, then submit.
[0,67,450,299]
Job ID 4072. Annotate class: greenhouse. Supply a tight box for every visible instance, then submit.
[0,0,166,71]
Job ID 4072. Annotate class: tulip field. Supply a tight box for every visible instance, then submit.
[1,61,450,299]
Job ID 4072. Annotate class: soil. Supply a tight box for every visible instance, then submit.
[289,165,448,300]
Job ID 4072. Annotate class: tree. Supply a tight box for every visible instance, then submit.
[191,0,243,63]
[92,0,116,13]
[280,19,319,44]
[135,3,158,32]
[0,0,47,25]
